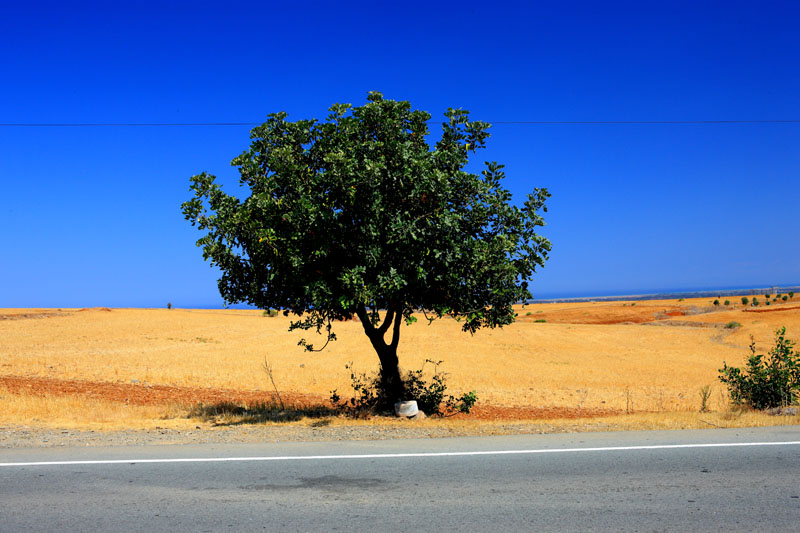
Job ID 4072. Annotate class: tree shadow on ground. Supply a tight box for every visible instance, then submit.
[188,400,339,426]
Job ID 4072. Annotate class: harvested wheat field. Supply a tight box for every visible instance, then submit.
[2,296,800,434]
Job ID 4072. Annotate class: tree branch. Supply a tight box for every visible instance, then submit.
[377,306,395,335]
[390,307,403,350]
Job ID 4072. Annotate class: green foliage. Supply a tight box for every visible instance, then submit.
[262,309,279,317]
[724,321,742,329]
[765,294,772,300]
[767,301,771,306]
[752,297,759,306]
[789,292,795,299]
[534,319,547,323]
[331,360,478,416]
[741,296,749,305]
[783,295,789,301]
[718,327,800,410]
[183,93,550,402]
[713,299,720,306]
[724,300,730,306]
[167,302,172,310]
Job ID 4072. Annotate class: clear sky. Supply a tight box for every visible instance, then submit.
[2,1,798,307]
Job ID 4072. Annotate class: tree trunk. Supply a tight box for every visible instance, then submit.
[356,305,406,409]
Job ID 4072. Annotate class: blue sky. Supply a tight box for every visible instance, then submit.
[2,1,798,307]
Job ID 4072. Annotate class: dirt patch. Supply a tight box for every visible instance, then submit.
[0,375,618,421]
[641,320,725,329]
[517,304,693,325]
[0,311,70,321]
[743,305,800,314]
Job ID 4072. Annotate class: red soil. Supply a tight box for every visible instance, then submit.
[0,375,618,421]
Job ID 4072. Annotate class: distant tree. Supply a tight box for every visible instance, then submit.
[724,300,730,306]
[790,292,795,299]
[741,296,749,305]
[182,93,551,405]
[713,299,720,306]
[167,302,172,310]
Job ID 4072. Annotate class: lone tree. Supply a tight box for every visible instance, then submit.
[182,92,551,405]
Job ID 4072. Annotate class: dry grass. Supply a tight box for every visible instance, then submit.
[2,296,799,432]
[0,386,192,431]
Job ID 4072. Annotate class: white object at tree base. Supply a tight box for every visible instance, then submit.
[395,401,419,417]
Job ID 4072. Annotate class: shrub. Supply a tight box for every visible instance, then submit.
[767,301,771,306]
[718,327,800,410]
[262,309,279,317]
[724,321,742,329]
[790,292,795,299]
[167,302,172,310]
[765,294,772,300]
[535,319,547,323]
[752,297,759,306]
[713,299,720,306]
[783,295,789,302]
[332,360,478,417]
[741,296,749,305]
[724,300,730,306]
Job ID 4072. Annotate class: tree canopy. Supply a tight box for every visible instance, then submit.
[182,92,551,404]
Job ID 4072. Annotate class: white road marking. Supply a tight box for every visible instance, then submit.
[2,441,800,468]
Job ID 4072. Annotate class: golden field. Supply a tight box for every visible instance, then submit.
[2,295,799,431]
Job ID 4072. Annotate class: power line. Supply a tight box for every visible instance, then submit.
[1,119,800,127]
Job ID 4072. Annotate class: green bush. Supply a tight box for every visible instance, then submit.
[713,299,720,306]
[535,319,547,323]
[331,360,478,417]
[262,309,279,317]
[752,297,759,306]
[790,292,795,299]
[718,327,800,410]
[765,294,772,300]
[724,300,730,306]
[741,296,749,305]
[783,295,789,302]
[724,321,742,329]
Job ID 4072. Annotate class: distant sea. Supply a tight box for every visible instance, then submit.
[177,283,800,309]
[530,284,800,304]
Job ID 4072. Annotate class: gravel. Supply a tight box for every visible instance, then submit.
[0,422,575,449]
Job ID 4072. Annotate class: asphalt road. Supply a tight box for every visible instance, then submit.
[2,427,799,532]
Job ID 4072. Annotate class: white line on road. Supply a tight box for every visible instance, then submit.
[2,441,800,468]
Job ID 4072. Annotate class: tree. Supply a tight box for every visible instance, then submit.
[182,92,551,406]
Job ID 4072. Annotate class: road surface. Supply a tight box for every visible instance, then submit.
[2,426,799,531]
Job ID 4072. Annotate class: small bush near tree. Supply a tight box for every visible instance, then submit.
[718,327,800,410]
[330,360,477,417]
[741,296,749,305]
